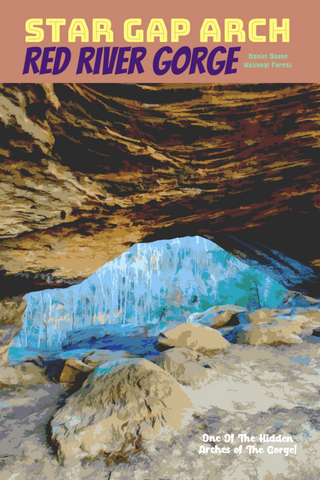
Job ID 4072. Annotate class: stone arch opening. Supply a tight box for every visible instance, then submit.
[11,236,288,360]
[1,82,320,364]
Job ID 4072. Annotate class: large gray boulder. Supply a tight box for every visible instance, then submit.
[227,321,302,346]
[51,358,191,461]
[243,308,292,326]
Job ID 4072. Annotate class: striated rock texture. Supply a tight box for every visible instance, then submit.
[0,297,27,364]
[1,83,320,302]
[51,358,191,461]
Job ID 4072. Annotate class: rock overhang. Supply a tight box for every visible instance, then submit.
[0,82,320,300]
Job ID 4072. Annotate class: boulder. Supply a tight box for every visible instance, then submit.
[275,320,302,334]
[294,309,320,324]
[47,350,137,387]
[187,304,245,329]
[312,328,320,337]
[245,309,276,325]
[243,309,295,326]
[153,348,209,385]
[0,362,49,389]
[51,358,191,461]
[262,310,320,330]
[247,316,286,327]
[157,323,229,356]
[291,315,311,329]
[281,291,320,308]
[58,357,94,388]
[227,322,302,346]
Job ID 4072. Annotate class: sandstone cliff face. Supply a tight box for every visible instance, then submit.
[0,297,26,363]
[0,83,320,301]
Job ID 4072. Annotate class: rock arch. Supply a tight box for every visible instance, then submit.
[1,82,320,359]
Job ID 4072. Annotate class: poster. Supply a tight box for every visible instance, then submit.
[1,1,320,479]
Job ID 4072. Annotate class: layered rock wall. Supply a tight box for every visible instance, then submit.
[0,297,27,363]
[1,83,320,337]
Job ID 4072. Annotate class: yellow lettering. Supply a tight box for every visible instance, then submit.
[25,19,44,42]
[225,19,246,42]
[171,19,190,42]
[124,19,143,42]
[200,19,221,42]
[92,19,114,42]
[147,19,167,42]
[269,19,290,42]
[248,19,266,42]
[68,19,89,42]
[46,19,66,43]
